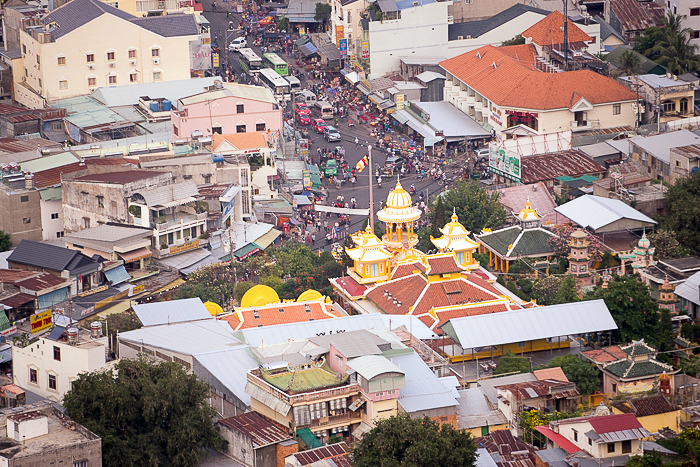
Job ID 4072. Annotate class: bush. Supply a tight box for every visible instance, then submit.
[234,281,255,303]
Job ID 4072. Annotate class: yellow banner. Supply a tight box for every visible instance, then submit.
[132,284,145,295]
[30,310,52,334]
[213,53,220,68]
[335,25,344,47]
[170,240,200,255]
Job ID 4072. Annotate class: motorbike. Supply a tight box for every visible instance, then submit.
[348,118,355,128]
[409,186,416,195]
[377,178,382,188]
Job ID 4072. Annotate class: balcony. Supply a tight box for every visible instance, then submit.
[570,119,600,132]
[247,371,360,406]
[152,212,207,232]
[299,411,362,429]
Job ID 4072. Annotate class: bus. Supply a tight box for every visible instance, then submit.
[263,52,289,77]
[285,75,301,90]
[238,48,262,74]
[258,68,291,101]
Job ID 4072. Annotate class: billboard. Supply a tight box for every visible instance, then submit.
[339,39,348,58]
[213,52,220,68]
[30,310,52,334]
[190,41,212,71]
[488,145,521,182]
[395,94,405,110]
[335,25,344,47]
[361,42,369,61]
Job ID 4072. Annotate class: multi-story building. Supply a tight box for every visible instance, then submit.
[171,83,281,141]
[100,0,199,18]
[628,130,700,184]
[619,74,695,126]
[669,144,700,185]
[0,401,102,467]
[15,0,208,107]
[12,325,112,402]
[329,0,367,59]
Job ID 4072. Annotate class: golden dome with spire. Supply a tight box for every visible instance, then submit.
[517,198,540,222]
[377,179,422,224]
[385,179,413,209]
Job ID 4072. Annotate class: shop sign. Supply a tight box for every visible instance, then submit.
[170,240,200,255]
[1,326,17,338]
[395,94,405,110]
[131,284,145,296]
[339,39,347,58]
[505,110,538,118]
[335,25,344,47]
[213,52,220,68]
[361,42,369,61]
[30,310,52,334]
[488,144,521,182]
[490,106,502,126]
[303,170,311,189]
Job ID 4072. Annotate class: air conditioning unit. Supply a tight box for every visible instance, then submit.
[153,58,160,64]
[130,59,137,65]
[109,62,115,68]
[88,64,95,70]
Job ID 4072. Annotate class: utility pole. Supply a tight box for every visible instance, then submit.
[368,145,374,231]
[563,0,569,71]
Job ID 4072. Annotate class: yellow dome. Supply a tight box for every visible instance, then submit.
[297,289,323,302]
[386,180,413,209]
[518,197,540,222]
[240,284,280,308]
[203,301,224,316]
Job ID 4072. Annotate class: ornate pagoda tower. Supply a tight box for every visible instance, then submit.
[567,229,593,286]
[658,276,679,313]
[376,180,422,253]
[431,209,480,270]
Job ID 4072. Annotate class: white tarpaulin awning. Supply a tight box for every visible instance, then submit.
[345,71,359,84]
[161,197,196,208]
[313,205,370,215]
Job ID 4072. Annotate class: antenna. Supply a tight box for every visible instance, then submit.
[563,3,568,70]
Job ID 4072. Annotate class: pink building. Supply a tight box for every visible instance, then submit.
[171,82,281,141]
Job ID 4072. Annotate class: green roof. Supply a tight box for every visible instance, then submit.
[21,152,78,173]
[555,175,599,182]
[263,367,347,393]
[479,226,556,258]
[39,187,62,202]
[478,226,521,256]
[621,341,656,356]
[0,311,9,332]
[605,47,668,75]
[297,428,322,449]
[604,360,672,378]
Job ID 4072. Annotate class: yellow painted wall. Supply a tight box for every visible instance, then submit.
[250,397,292,429]
[449,338,571,363]
[465,424,509,438]
[370,398,399,422]
[612,407,681,434]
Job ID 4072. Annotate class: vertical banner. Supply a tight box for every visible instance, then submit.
[395,94,405,110]
[361,41,369,61]
[212,52,220,68]
[339,39,348,58]
[335,25,344,47]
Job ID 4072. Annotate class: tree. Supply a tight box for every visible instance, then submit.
[103,311,141,352]
[539,355,600,395]
[501,35,525,46]
[314,3,332,25]
[593,275,660,344]
[638,13,700,73]
[0,231,10,252]
[658,307,674,351]
[648,229,689,259]
[494,350,531,375]
[659,171,700,253]
[531,276,562,306]
[634,26,666,58]
[277,15,289,31]
[234,281,254,303]
[64,357,227,467]
[552,276,580,305]
[429,196,447,240]
[619,50,641,77]
[353,413,477,467]
[175,263,236,305]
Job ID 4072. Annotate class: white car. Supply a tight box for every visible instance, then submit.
[228,37,247,51]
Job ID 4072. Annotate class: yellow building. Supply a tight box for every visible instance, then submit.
[346,225,393,285]
[610,394,681,434]
[16,0,207,107]
[431,209,480,271]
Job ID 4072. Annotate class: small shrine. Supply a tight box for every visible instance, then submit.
[567,229,593,286]
[345,225,393,284]
[620,230,656,272]
[431,209,480,270]
[658,276,679,313]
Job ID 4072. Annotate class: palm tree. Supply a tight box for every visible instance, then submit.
[645,12,700,74]
[620,50,641,77]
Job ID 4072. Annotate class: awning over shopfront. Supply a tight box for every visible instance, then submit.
[378,100,395,111]
[234,243,260,260]
[369,94,386,105]
[253,229,282,250]
[118,247,153,263]
[296,428,322,449]
[357,84,370,96]
[392,109,443,144]
[104,265,131,285]
[345,71,359,84]
[299,42,318,57]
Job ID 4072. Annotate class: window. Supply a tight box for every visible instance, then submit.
[109,75,117,85]
[74,461,88,467]
[36,55,40,66]
[97,196,104,208]
[22,44,26,55]
[256,122,266,131]
[236,104,245,113]
[692,7,700,15]
[152,48,160,57]
[573,430,578,441]
[612,383,617,393]
[130,73,138,83]
[29,368,37,384]
[242,192,250,214]
[613,103,621,115]
[59,80,68,90]
[128,49,137,59]
[681,98,689,114]
[236,124,246,133]
[203,175,211,184]
[22,218,31,224]
[662,100,676,113]
[38,79,42,91]
[571,265,577,272]
[580,265,586,272]
[53,346,61,361]
[153,71,162,81]
[338,356,343,367]
[86,53,95,63]
[20,195,29,202]
[51,213,59,219]
[57,56,66,66]
[621,440,632,454]
[608,443,615,453]
[693,30,700,39]
[107,51,115,61]
[88,77,97,87]
[676,160,681,167]
[240,168,248,186]
[83,217,90,229]
[56,231,64,238]
[191,226,197,238]
[212,126,222,134]
[173,125,178,136]
[588,438,592,446]
[48,374,57,390]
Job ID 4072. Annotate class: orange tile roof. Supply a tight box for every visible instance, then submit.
[533,367,569,382]
[522,11,591,46]
[440,45,636,110]
[212,132,268,151]
[219,300,344,330]
[427,255,463,275]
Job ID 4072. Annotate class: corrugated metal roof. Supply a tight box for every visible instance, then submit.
[219,411,290,447]
[394,352,459,413]
[628,130,700,163]
[132,297,213,327]
[441,299,617,349]
[193,347,258,406]
[139,180,199,207]
[554,194,656,231]
[520,150,605,185]
[675,271,700,305]
[245,381,292,415]
[91,77,220,107]
[119,319,241,354]
[347,355,404,380]
[103,265,131,285]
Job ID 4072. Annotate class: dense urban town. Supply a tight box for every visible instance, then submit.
[0,0,697,464]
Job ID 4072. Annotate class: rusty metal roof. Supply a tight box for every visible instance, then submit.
[290,442,350,466]
[610,0,663,32]
[520,150,605,185]
[671,144,700,160]
[219,412,290,447]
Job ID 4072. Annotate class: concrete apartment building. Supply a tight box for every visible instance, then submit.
[15,0,208,107]
[0,402,102,467]
[12,325,112,403]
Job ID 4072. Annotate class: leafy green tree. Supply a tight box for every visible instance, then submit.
[277,15,289,31]
[175,263,236,306]
[314,3,332,25]
[234,281,254,303]
[501,35,525,46]
[532,276,562,306]
[494,350,531,375]
[681,322,693,340]
[658,307,674,351]
[103,311,141,351]
[539,355,600,395]
[0,231,10,252]
[634,26,666,58]
[593,275,660,344]
[648,229,689,259]
[637,13,700,73]
[64,357,227,467]
[659,171,700,253]
[552,276,580,305]
[260,275,283,290]
[619,50,641,77]
[353,413,477,467]
[430,196,447,240]
[625,451,665,467]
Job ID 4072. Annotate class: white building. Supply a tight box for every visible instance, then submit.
[330,0,368,58]
[12,325,112,402]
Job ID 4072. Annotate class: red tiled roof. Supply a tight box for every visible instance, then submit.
[421,302,511,330]
[440,45,636,110]
[522,11,592,46]
[587,413,643,434]
[219,412,290,446]
[610,394,677,417]
[535,426,581,454]
[497,182,568,226]
[366,273,428,314]
[533,367,569,382]
[580,345,627,363]
[291,442,349,466]
[334,275,367,297]
[74,170,166,183]
[391,262,427,280]
[427,255,462,275]
[33,158,132,189]
[219,301,344,330]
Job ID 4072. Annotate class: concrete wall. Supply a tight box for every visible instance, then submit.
[0,187,42,247]
[220,423,256,467]
[449,0,528,22]
[40,198,63,241]
[9,435,102,467]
